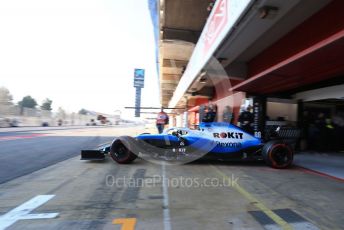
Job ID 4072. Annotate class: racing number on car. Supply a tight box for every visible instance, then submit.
[178,148,186,153]
[254,131,261,138]
[173,148,186,153]
[179,141,186,153]
[113,218,137,230]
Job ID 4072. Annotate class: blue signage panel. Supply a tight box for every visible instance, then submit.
[134,68,145,88]
[134,69,145,78]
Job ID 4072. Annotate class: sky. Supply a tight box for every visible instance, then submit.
[0,0,160,117]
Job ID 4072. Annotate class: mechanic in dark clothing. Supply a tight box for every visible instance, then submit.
[223,106,234,124]
[202,104,217,122]
[314,113,326,151]
[333,113,344,151]
[238,105,254,134]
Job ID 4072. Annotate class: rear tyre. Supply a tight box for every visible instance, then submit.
[110,140,137,164]
[262,141,293,169]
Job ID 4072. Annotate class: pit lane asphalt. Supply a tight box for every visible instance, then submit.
[0,125,137,184]
[0,126,343,229]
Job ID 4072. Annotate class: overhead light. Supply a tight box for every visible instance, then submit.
[199,71,207,83]
[199,77,207,84]
[181,66,186,74]
[199,78,207,84]
[259,6,278,19]
[207,0,216,12]
[199,71,207,78]
[218,58,228,63]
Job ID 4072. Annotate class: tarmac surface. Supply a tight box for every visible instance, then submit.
[294,152,344,180]
[0,125,133,184]
[0,125,343,230]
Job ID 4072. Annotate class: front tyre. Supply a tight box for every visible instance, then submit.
[110,140,137,164]
[262,141,293,169]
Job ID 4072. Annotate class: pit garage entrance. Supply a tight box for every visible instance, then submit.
[158,0,344,179]
[294,81,344,152]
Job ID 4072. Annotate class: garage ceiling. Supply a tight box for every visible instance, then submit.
[161,0,210,43]
[159,0,210,107]
[159,40,195,107]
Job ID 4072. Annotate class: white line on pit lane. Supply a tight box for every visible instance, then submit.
[162,163,172,230]
[262,222,319,230]
[0,195,59,230]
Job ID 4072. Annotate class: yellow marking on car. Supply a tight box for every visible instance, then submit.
[112,218,137,230]
[211,165,293,230]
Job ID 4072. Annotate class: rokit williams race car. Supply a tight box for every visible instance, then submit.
[81,122,296,168]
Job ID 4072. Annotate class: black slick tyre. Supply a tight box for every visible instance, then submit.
[110,140,137,164]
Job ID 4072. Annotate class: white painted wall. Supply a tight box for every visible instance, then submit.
[294,84,344,101]
[183,112,188,127]
[267,102,297,122]
[176,114,183,127]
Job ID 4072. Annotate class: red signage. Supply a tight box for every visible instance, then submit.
[203,0,228,55]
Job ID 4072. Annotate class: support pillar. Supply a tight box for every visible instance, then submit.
[297,99,304,129]
[297,99,304,150]
[252,96,267,139]
[134,87,142,117]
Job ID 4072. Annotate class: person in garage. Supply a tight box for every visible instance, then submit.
[156,108,169,134]
[202,104,217,122]
[223,105,233,124]
[238,105,254,134]
[333,112,344,151]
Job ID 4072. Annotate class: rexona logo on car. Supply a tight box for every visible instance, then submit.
[213,132,243,139]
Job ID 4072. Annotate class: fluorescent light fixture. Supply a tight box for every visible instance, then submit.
[199,71,207,83]
[199,71,207,78]
[259,6,279,19]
